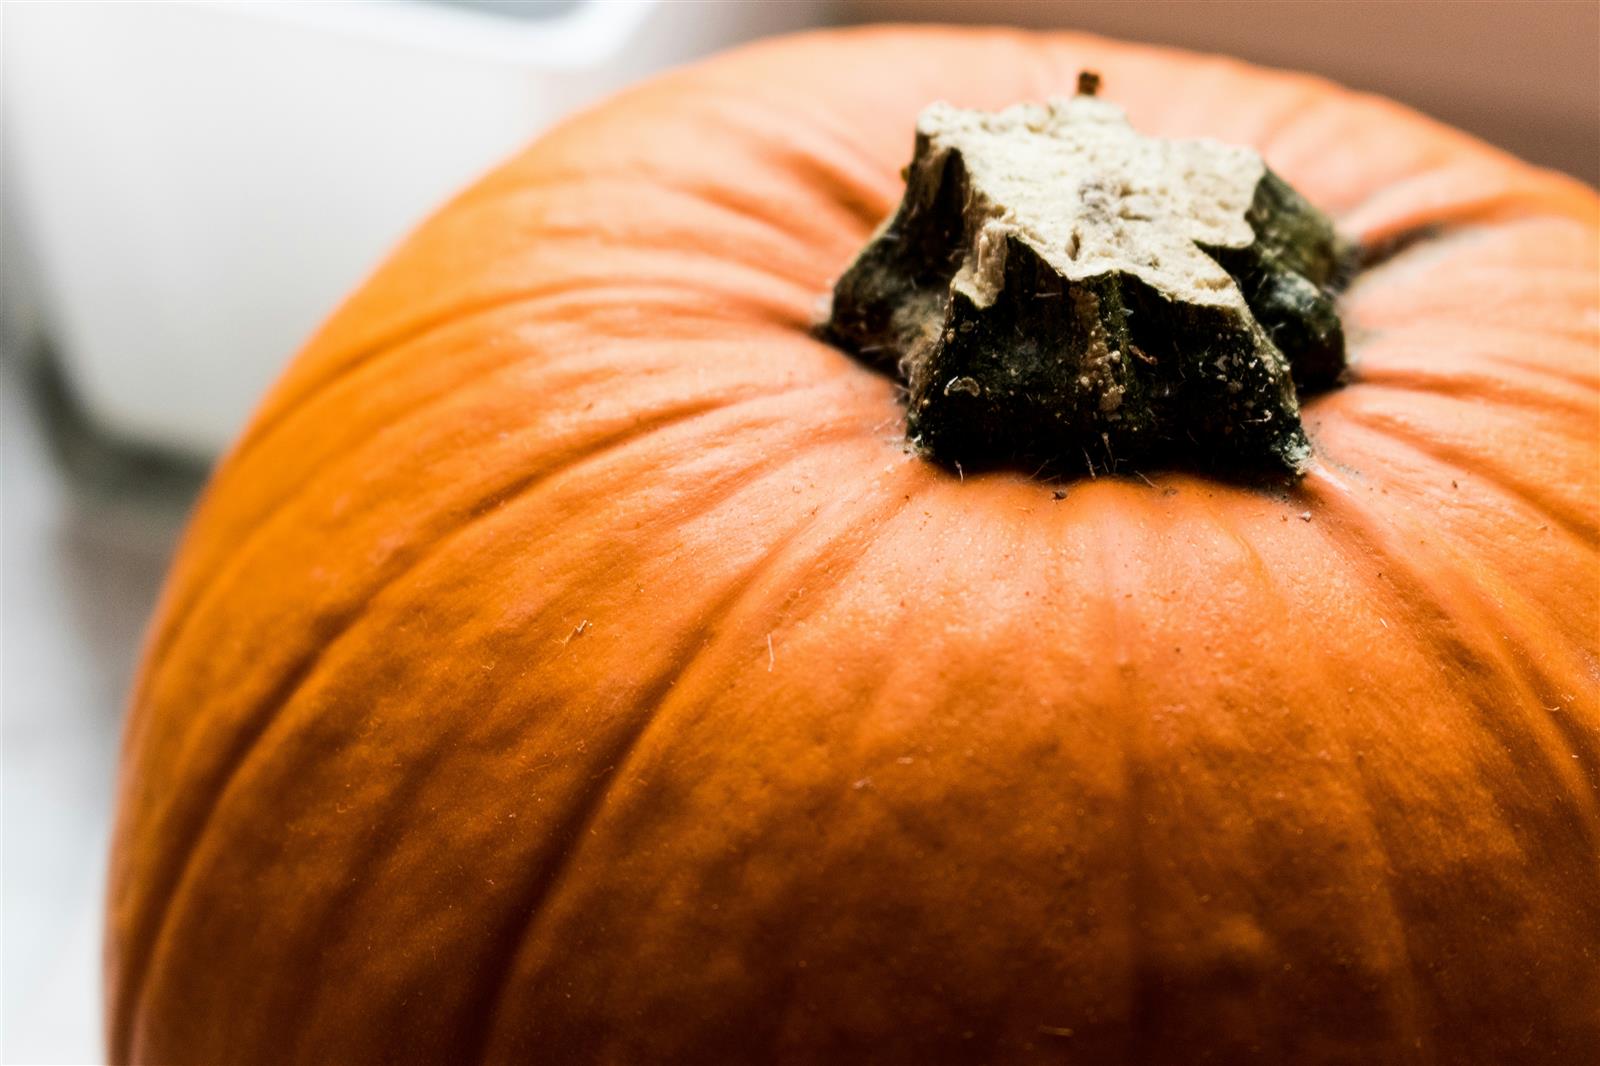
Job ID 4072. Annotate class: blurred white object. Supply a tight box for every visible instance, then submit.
[5,0,824,457]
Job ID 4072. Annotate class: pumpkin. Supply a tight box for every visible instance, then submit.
[108,26,1598,1065]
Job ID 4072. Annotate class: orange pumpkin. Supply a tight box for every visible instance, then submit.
[108,27,1598,1065]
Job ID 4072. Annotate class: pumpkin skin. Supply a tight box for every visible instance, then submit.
[106,26,1599,1066]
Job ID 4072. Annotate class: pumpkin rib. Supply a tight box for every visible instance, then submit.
[1324,412,1600,663]
[294,432,896,1063]
[116,408,704,1056]
[220,405,891,1064]
[114,382,869,1060]
[483,472,1091,1061]
[237,255,818,472]
[144,357,871,758]
[1337,354,1594,478]
[1342,170,1597,246]
[1303,465,1600,828]
[1198,491,1430,1059]
[1110,485,1411,1058]
[1350,344,1600,406]
[497,159,880,260]
[1341,293,1599,407]
[468,473,929,1062]
[1252,85,1344,169]
[1350,330,1600,391]
[1300,470,1600,1056]
[1350,218,1597,293]
[485,201,829,296]
[1312,426,1600,793]
[1349,375,1598,427]
[127,369,714,789]
[1349,276,1600,340]
[140,316,843,705]
[1262,95,1457,216]
[1101,505,1155,1064]
[558,174,847,276]
[1333,408,1595,543]
[666,84,900,231]
[631,88,893,231]
[240,158,851,464]
[213,295,821,561]
[233,275,622,463]
[752,688,979,1059]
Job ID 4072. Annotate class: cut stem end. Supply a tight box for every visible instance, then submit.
[822,79,1349,481]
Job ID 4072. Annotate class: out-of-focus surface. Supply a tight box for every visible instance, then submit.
[4,0,828,457]
[850,1,1600,184]
[0,2,1594,1062]
[2,351,205,1064]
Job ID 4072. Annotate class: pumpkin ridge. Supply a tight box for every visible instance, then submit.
[463,468,928,1063]
[482,472,937,1060]
[1199,490,1430,1057]
[1302,466,1600,827]
[1337,406,1600,617]
[134,366,868,772]
[1242,84,1331,165]
[1338,448,1600,796]
[1299,477,1600,1058]
[1107,526,1153,1064]
[517,218,825,303]
[680,75,903,226]
[236,268,814,474]
[247,417,886,1062]
[1346,224,1600,304]
[1347,325,1600,393]
[129,369,727,760]
[234,276,628,462]
[1466,354,1600,392]
[113,388,792,1057]
[1344,169,1599,243]
[1333,409,1596,543]
[555,174,833,283]
[1351,373,1600,424]
[637,118,885,248]
[139,331,846,709]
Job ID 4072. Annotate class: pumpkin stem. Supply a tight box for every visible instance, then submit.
[819,79,1350,479]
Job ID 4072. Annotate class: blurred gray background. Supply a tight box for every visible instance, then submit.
[3,2,1596,1062]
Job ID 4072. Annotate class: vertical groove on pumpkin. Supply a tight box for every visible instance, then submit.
[1332,409,1597,543]
[233,266,818,474]
[1350,375,1598,425]
[685,79,903,228]
[1304,445,1600,799]
[1344,323,1600,394]
[110,390,792,1060]
[287,411,877,1062]
[1302,465,1600,827]
[135,285,701,690]
[464,469,929,1060]
[132,364,852,764]
[1077,492,1153,1060]
[1301,469,1600,1058]
[1199,493,1432,1060]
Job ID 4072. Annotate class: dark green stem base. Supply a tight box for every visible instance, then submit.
[822,82,1352,480]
